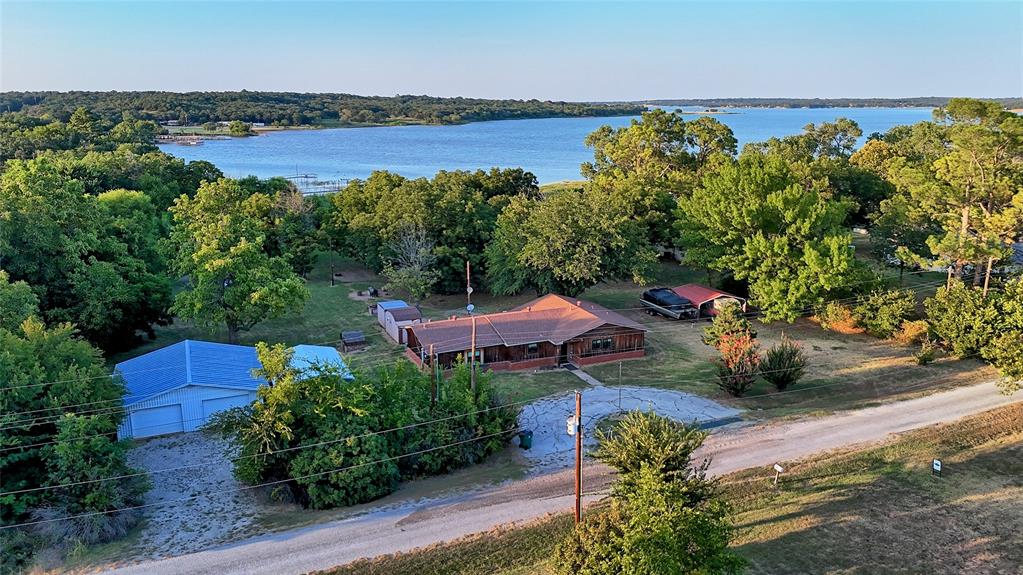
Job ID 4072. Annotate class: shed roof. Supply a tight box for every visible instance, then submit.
[290,344,352,380]
[116,340,266,405]
[387,306,422,322]
[377,300,409,310]
[407,294,646,354]
[671,284,744,307]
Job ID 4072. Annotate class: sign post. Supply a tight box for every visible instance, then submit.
[932,458,942,478]
[773,463,785,486]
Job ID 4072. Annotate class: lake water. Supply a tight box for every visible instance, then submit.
[159,107,934,185]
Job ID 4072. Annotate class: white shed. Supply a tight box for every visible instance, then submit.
[375,300,409,328]
[383,306,422,344]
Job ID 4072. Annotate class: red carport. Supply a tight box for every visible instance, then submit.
[671,284,747,317]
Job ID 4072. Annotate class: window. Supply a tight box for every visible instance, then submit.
[525,342,540,356]
[590,337,614,353]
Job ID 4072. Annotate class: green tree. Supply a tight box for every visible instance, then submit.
[228,120,253,136]
[924,281,998,358]
[37,414,149,545]
[167,178,308,343]
[485,189,656,296]
[702,303,757,349]
[871,100,1023,288]
[0,158,172,350]
[555,411,743,575]
[852,288,917,339]
[381,224,440,305]
[980,277,1023,394]
[583,109,736,246]
[677,152,857,321]
[328,168,538,293]
[0,317,143,569]
[0,270,39,331]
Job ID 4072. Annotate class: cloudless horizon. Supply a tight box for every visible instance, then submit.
[2,1,1021,100]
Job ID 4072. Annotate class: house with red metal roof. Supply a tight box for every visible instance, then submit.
[671,284,747,317]
[404,294,647,371]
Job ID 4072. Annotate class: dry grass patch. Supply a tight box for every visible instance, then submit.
[315,404,1023,575]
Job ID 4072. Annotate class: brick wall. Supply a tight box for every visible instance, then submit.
[572,349,645,366]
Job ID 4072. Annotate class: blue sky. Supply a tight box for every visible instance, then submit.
[2,1,1020,99]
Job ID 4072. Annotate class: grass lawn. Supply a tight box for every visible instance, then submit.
[109,253,405,370]
[487,369,583,404]
[114,253,993,419]
[321,403,1023,575]
[574,261,994,419]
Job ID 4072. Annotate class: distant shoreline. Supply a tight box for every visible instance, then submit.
[636,97,1021,110]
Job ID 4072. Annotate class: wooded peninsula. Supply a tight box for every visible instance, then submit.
[0,91,647,127]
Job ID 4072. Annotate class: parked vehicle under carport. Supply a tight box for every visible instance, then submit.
[640,288,699,320]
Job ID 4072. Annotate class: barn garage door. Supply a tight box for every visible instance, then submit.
[201,393,253,421]
[130,404,184,438]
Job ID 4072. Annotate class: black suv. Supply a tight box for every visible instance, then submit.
[640,288,699,320]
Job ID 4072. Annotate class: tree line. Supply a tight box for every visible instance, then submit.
[643,97,1023,109]
[1,91,646,127]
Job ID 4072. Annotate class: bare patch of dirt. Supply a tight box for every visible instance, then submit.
[124,433,259,561]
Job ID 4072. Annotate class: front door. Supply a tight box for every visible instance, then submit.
[558,343,569,365]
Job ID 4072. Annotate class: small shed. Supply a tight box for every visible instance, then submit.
[375,300,409,328]
[384,306,422,344]
[671,284,747,317]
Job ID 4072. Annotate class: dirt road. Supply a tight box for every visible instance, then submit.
[100,381,1019,575]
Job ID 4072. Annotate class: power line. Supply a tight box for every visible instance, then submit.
[0,277,954,429]
[0,426,523,531]
[0,273,950,395]
[0,392,550,496]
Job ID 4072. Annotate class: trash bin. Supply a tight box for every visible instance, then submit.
[518,430,533,450]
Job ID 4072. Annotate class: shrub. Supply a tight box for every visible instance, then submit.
[210,344,519,509]
[34,414,149,546]
[924,281,999,358]
[761,335,807,391]
[853,289,917,338]
[593,411,710,488]
[893,319,930,347]
[916,341,937,365]
[813,301,861,334]
[715,334,760,397]
[702,302,756,349]
[554,412,744,575]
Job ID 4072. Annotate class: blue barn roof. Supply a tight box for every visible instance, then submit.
[377,300,409,311]
[116,340,266,405]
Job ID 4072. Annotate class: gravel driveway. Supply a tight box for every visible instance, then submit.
[517,382,741,470]
[125,433,259,560]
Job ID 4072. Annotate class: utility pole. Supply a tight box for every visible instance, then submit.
[429,343,437,408]
[470,314,477,394]
[982,256,994,297]
[618,362,623,413]
[574,390,582,524]
[466,260,472,308]
[467,259,476,394]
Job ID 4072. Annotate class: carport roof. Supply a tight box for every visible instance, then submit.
[116,340,266,405]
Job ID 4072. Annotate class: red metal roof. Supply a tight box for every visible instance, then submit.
[408,294,646,354]
[671,284,744,307]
